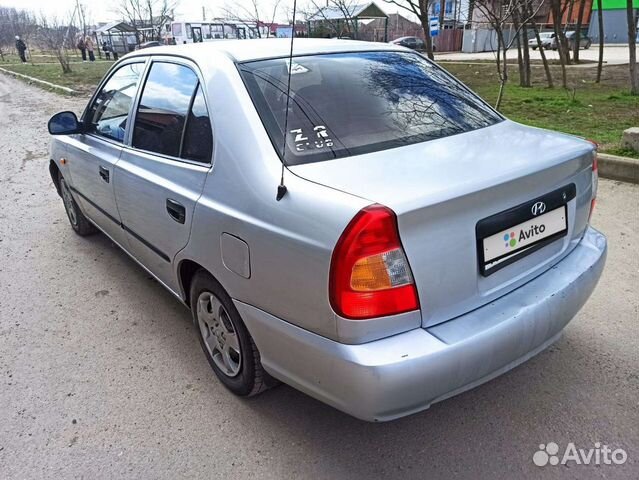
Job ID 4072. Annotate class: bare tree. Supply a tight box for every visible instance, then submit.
[527,12,554,87]
[117,0,145,44]
[473,0,546,109]
[550,0,570,87]
[0,6,38,61]
[78,2,88,36]
[37,15,73,73]
[116,0,173,44]
[267,0,283,37]
[627,0,638,94]
[572,0,587,62]
[303,0,361,39]
[146,0,175,40]
[224,0,262,37]
[595,0,604,82]
[223,0,282,38]
[512,5,531,87]
[383,0,435,59]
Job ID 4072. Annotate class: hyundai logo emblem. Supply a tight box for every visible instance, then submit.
[531,201,547,216]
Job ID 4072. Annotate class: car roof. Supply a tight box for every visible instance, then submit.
[126,38,405,63]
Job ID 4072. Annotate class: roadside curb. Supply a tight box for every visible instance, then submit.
[0,67,77,95]
[598,153,639,184]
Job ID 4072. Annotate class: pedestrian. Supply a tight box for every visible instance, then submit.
[85,34,95,62]
[15,35,27,63]
[76,35,86,61]
[102,41,111,60]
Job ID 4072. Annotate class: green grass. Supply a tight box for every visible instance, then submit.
[442,63,639,158]
[1,51,84,64]
[0,58,112,93]
[1,51,637,158]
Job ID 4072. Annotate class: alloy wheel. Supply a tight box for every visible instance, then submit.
[197,291,242,377]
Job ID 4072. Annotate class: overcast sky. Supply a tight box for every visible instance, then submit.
[1,0,405,23]
[1,0,281,22]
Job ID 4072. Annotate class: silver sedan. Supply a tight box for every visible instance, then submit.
[47,39,606,421]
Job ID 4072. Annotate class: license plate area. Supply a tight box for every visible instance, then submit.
[476,184,576,276]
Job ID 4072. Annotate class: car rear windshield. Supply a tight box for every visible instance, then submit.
[238,51,503,166]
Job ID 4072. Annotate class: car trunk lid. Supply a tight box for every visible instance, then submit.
[290,121,596,327]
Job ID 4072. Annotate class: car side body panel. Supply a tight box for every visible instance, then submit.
[63,134,128,247]
[172,54,371,339]
[113,57,212,294]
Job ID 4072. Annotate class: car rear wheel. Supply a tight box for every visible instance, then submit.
[58,172,96,236]
[190,270,276,396]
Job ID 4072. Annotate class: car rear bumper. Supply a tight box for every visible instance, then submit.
[235,227,607,422]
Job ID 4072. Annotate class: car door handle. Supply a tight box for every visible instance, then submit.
[166,199,186,224]
[99,166,110,183]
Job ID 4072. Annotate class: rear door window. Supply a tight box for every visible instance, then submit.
[132,62,199,158]
[132,61,212,162]
[181,85,213,163]
[239,51,502,166]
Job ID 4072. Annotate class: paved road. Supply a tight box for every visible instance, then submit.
[436,44,635,66]
[0,73,637,479]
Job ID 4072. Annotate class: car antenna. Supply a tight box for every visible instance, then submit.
[276,0,297,201]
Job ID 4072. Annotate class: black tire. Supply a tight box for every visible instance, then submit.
[190,270,276,396]
[58,171,96,236]
[532,46,537,50]
[584,42,591,50]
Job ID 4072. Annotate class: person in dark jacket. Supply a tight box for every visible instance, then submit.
[102,41,111,60]
[76,35,86,61]
[15,36,27,63]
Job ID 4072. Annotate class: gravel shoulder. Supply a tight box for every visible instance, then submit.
[0,73,637,479]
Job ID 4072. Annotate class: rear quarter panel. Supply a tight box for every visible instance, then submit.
[174,53,369,339]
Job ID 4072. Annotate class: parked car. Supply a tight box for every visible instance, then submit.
[136,40,163,50]
[565,31,592,50]
[528,31,555,50]
[47,39,606,422]
[389,36,425,50]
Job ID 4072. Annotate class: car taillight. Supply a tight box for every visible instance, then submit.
[329,204,419,320]
[588,140,598,222]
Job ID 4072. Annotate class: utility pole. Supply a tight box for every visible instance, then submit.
[203,6,206,21]
[76,0,86,36]
[66,2,79,50]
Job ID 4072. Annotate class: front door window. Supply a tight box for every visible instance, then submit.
[84,62,145,142]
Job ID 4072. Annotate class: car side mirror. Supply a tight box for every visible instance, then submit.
[48,111,84,135]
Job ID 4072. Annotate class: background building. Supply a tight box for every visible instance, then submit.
[307,2,388,40]
[359,13,422,42]
[588,0,639,44]
[429,0,472,27]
